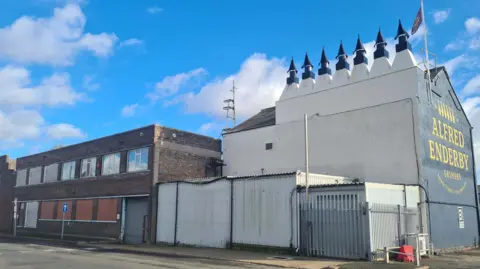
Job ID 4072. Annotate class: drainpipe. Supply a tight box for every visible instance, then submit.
[229,179,234,249]
[469,127,480,243]
[173,182,179,246]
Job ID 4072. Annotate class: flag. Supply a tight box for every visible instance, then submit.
[411,7,423,35]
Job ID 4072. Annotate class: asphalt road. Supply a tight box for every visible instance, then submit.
[0,240,278,269]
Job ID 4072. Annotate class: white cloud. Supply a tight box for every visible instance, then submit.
[83,75,99,91]
[45,123,86,139]
[121,103,139,117]
[442,54,468,75]
[147,6,163,14]
[119,38,143,48]
[171,53,285,118]
[445,40,464,51]
[197,122,222,136]
[0,66,83,106]
[0,110,44,142]
[462,74,480,97]
[148,68,207,101]
[433,9,451,24]
[0,4,117,66]
[465,17,480,34]
[470,37,480,50]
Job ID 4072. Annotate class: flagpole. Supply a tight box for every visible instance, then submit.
[421,0,432,101]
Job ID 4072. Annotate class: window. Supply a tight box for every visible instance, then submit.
[43,163,59,183]
[102,153,121,175]
[61,161,76,180]
[81,157,96,178]
[127,147,149,172]
[265,143,273,150]
[28,167,42,185]
[16,169,27,186]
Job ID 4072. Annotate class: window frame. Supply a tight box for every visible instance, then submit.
[102,153,121,176]
[127,147,149,172]
[80,157,97,178]
[61,161,76,180]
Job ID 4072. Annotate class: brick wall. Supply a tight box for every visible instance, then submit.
[0,155,16,232]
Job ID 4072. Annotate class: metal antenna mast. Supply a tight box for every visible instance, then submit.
[223,81,236,131]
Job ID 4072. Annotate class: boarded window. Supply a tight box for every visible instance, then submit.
[28,167,42,185]
[56,201,72,220]
[76,200,94,221]
[16,169,27,186]
[97,199,118,222]
[40,201,55,219]
[25,201,39,228]
[43,164,59,183]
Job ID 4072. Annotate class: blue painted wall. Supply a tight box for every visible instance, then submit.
[418,69,479,249]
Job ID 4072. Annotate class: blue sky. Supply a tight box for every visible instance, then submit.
[0,0,479,158]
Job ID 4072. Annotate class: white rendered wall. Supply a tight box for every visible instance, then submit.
[223,99,418,184]
[275,67,419,125]
[365,183,420,208]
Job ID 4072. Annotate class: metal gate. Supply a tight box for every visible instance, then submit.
[369,203,420,252]
[299,190,370,260]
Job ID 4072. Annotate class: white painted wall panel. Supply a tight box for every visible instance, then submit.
[224,99,418,186]
[16,169,27,187]
[156,183,177,244]
[25,201,39,228]
[365,183,420,207]
[28,167,42,185]
[43,163,59,183]
[233,175,297,248]
[176,180,230,248]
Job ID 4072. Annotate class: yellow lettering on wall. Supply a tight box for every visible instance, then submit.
[447,126,454,144]
[464,154,469,171]
[453,151,459,168]
[454,129,459,147]
[442,145,449,164]
[429,140,435,160]
[459,132,465,148]
[459,153,465,169]
[448,148,454,166]
[435,142,442,161]
[442,123,448,140]
[432,118,439,137]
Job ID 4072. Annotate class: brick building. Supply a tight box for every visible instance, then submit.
[0,155,16,233]
[13,124,221,243]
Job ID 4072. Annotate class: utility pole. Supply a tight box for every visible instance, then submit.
[304,114,309,200]
[222,81,237,132]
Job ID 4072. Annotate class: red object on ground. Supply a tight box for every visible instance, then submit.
[396,245,414,262]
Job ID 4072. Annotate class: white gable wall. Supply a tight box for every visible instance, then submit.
[275,66,419,124]
[224,98,419,184]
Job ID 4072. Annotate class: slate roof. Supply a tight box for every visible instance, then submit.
[224,106,276,134]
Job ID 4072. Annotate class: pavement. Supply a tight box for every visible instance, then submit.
[0,239,281,269]
[3,234,480,269]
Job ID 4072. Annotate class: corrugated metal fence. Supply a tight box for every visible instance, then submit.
[156,174,298,249]
[298,190,370,260]
[369,203,420,253]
